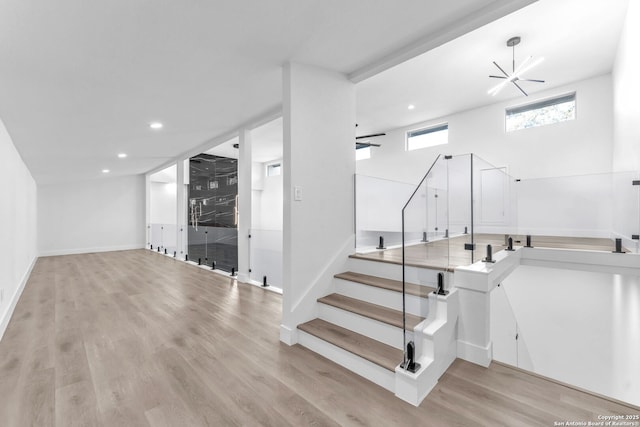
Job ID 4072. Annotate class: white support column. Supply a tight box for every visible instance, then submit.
[454,249,521,366]
[176,159,187,257]
[145,174,151,248]
[280,62,356,345]
[237,128,252,283]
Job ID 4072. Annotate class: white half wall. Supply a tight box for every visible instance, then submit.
[38,175,146,256]
[281,62,355,344]
[356,74,614,183]
[0,117,37,340]
[612,0,640,172]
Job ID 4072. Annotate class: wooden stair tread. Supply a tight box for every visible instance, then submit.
[335,271,435,298]
[348,253,455,272]
[318,293,424,330]
[298,319,402,372]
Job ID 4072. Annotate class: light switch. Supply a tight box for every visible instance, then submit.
[294,186,303,201]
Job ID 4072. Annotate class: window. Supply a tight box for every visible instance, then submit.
[406,124,448,151]
[266,163,281,177]
[506,93,576,132]
[355,146,371,161]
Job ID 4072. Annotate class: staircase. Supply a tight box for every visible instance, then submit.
[296,256,459,406]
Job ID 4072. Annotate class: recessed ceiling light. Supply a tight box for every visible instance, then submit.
[408,104,415,110]
[117,153,127,158]
[102,169,110,173]
[149,122,163,129]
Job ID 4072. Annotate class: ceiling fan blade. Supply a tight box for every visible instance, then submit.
[520,79,545,83]
[493,61,510,78]
[489,75,508,79]
[355,142,381,149]
[355,133,386,140]
[512,81,528,96]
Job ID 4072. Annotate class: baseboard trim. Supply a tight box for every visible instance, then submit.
[0,256,37,341]
[280,324,297,345]
[457,339,492,367]
[39,244,145,257]
[246,279,283,294]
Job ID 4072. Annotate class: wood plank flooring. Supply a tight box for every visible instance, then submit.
[0,249,636,426]
[352,233,622,270]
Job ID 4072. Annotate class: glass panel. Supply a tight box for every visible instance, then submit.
[401,155,450,271]
[471,155,518,261]
[187,225,206,264]
[401,154,453,373]
[150,223,163,252]
[149,164,178,255]
[402,174,431,264]
[447,154,472,266]
[163,223,177,256]
[177,224,187,259]
[427,158,450,265]
[149,223,178,255]
[611,171,639,254]
[515,173,613,249]
[187,225,238,270]
[250,229,283,289]
[188,153,238,272]
[355,174,416,251]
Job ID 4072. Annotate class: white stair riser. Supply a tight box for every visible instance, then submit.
[334,279,430,318]
[317,304,412,349]
[297,330,396,392]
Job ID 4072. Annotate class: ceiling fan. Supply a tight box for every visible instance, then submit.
[488,36,545,97]
[355,133,385,149]
[355,125,385,149]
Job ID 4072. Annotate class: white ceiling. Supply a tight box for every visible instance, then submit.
[356,0,629,136]
[205,117,283,163]
[0,0,532,185]
[150,164,176,184]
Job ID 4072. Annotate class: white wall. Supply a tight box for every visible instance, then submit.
[612,0,640,172]
[281,62,355,344]
[257,162,283,231]
[0,117,37,339]
[357,74,614,183]
[38,175,146,256]
[251,159,284,230]
[498,265,640,407]
[250,158,284,287]
[610,0,640,246]
[150,182,177,224]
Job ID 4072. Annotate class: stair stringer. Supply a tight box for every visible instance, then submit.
[395,288,459,406]
[280,236,353,345]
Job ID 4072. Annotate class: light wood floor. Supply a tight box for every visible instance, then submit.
[1,250,636,426]
[353,233,621,270]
